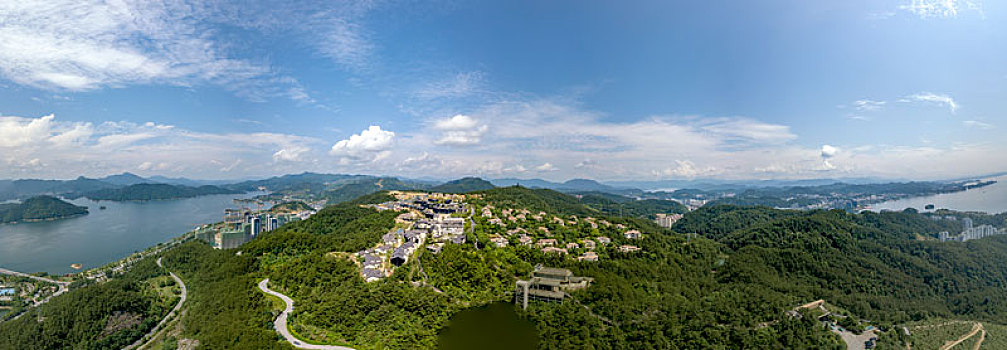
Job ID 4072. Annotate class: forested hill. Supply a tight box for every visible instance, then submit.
[674,205,1007,331]
[6,188,1007,349]
[428,177,495,193]
[0,195,88,224]
[78,183,239,201]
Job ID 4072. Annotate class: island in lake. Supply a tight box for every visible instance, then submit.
[0,196,88,224]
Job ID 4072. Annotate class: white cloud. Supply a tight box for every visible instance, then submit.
[0,114,94,148]
[821,145,839,158]
[575,159,599,169]
[0,113,323,179]
[820,145,839,170]
[434,114,480,130]
[331,97,1007,181]
[853,99,886,111]
[535,163,557,172]
[696,117,797,145]
[0,1,357,102]
[138,161,170,171]
[220,159,243,172]
[901,92,959,113]
[899,0,983,19]
[505,164,527,173]
[330,125,396,162]
[273,145,311,162]
[962,120,993,129]
[432,114,489,146]
[656,160,718,179]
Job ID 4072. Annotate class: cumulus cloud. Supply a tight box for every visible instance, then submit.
[820,145,839,170]
[330,125,396,162]
[535,163,557,172]
[432,114,489,146]
[0,113,322,179]
[901,92,959,113]
[0,114,93,148]
[821,145,838,158]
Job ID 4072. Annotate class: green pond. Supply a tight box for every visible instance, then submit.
[438,302,539,350]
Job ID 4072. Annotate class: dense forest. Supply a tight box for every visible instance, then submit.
[0,258,173,349]
[0,195,88,224]
[3,186,1007,349]
[428,177,496,193]
[79,184,239,201]
[576,192,688,219]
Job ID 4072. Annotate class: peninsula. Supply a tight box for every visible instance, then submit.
[0,196,88,224]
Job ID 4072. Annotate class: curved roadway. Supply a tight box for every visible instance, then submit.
[123,257,187,350]
[258,279,355,350]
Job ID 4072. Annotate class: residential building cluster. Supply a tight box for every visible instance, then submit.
[357,191,469,282]
[0,277,58,306]
[194,207,315,249]
[475,203,643,261]
[352,191,648,284]
[654,213,684,228]
[938,217,1005,242]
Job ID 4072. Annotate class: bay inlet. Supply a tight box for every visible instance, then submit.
[0,192,262,275]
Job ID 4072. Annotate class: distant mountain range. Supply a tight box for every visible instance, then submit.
[1,171,994,210]
[489,178,639,195]
[0,173,240,202]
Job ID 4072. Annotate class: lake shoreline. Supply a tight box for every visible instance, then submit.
[0,212,89,226]
[870,176,1007,214]
[0,192,264,275]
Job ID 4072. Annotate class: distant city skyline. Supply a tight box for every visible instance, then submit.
[1,1,1005,181]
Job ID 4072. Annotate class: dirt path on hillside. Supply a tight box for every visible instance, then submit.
[939,322,982,350]
[972,327,985,350]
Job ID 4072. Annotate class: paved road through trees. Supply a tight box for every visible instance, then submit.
[258,279,355,350]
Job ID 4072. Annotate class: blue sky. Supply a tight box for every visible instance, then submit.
[0,0,1003,181]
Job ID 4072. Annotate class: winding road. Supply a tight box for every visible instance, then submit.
[258,279,355,350]
[123,257,187,350]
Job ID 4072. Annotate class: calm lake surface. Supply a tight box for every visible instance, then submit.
[872,175,1007,214]
[0,192,261,275]
[438,302,538,350]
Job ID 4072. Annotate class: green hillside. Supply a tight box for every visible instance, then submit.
[0,195,88,223]
[4,188,1007,349]
[429,177,496,193]
[82,184,239,201]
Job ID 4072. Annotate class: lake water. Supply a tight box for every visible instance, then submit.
[872,176,1007,214]
[0,193,261,275]
[438,302,538,350]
